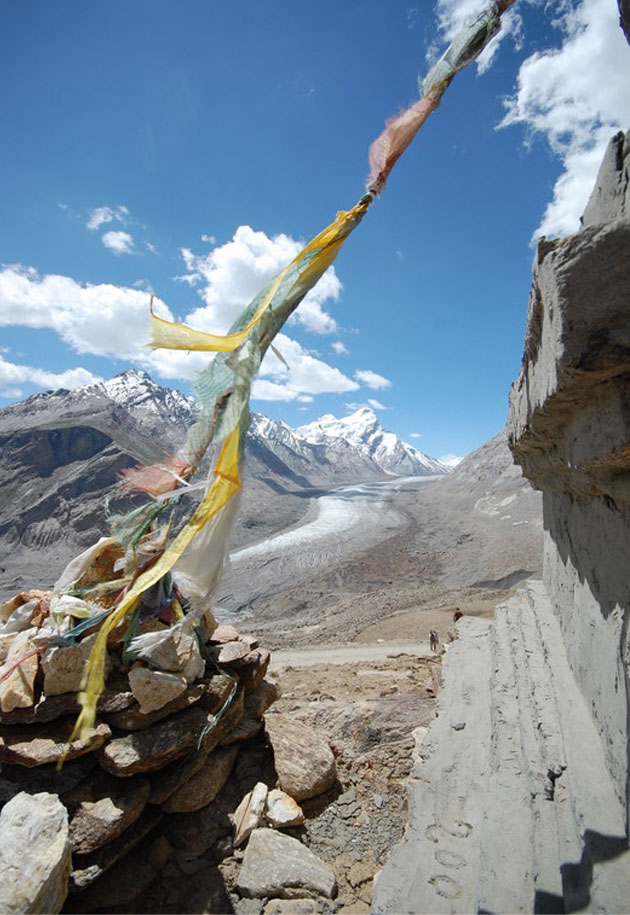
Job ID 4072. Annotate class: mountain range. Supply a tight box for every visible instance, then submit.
[0,369,448,600]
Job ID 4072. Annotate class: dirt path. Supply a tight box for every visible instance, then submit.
[269,640,434,670]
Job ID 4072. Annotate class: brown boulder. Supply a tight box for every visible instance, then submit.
[66,773,150,854]
[161,744,239,813]
[0,719,111,767]
[265,715,336,801]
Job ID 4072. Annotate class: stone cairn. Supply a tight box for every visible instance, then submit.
[0,539,338,913]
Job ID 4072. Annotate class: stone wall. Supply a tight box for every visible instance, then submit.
[508,129,630,825]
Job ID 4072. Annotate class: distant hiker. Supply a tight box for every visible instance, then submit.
[429,629,439,653]
[446,628,458,643]
[453,609,463,623]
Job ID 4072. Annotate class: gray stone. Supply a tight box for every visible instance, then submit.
[161,744,238,813]
[0,755,95,801]
[211,639,250,665]
[69,806,163,891]
[104,677,216,731]
[0,690,79,726]
[147,686,244,802]
[209,623,239,643]
[582,129,629,227]
[374,589,630,915]
[41,632,111,698]
[0,629,39,713]
[233,781,268,847]
[196,672,237,714]
[2,598,39,633]
[66,773,150,854]
[128,667,188,713]
[0,791,71,914]
[0,720,111,767]
[99,687,243,777]
[237,648,271,690]
[237,828,336,899]
[0,590,46,624]
[265,788,304,828]
[97,706,210,776]
[508,130,630,822]
[263,900,318,915]
[220,716,262,745]
[130,622,205,682]
[148,745,210,805]
[244,678,280,718]
[64,833,171,913]
[265,714,336,801]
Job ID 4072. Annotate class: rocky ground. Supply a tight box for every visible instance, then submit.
[131,647,442,914]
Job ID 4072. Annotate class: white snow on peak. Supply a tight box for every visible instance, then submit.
[296,408,378,445]
[296,408,448,476]
[98,369,194,416]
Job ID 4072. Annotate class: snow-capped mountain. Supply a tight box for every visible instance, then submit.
[295,407,447,477]
[97,369,195,422]
[0,369,448,599]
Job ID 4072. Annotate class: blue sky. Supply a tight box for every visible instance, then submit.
[1,0,629,462]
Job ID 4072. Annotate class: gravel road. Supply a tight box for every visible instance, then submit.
[269,640,434,670]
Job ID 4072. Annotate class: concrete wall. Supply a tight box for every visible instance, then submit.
[508,130,630,827]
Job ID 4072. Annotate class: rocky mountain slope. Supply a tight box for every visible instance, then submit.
[0,370,447,600]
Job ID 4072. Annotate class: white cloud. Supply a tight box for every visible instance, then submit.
[0,387,23,399]
[367,398,388,410]
[409,432,421,439]
[251,379,300,402]
[258,333,359,399]
[179,224,342,335]
[0,265,360,401]
[0,355,101,392]
[354,368,392,390]
[332,341,348,355]
[499,0,630,238]
[102,230,135,255]
[86,205,129,231]
[0,264,202,382]
[201,234,216,244]
[439,453,463,467]
[406,7,420,30]
[145,242,158,254]
[1,208,383,405]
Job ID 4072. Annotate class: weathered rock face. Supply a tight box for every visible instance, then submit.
[508,129,630,824]
[619,0,630,44]
[374,589,630,914]
[265,714,337,801]
[237,828,337,900]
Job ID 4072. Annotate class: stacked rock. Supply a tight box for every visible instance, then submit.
[0,574,279,913]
